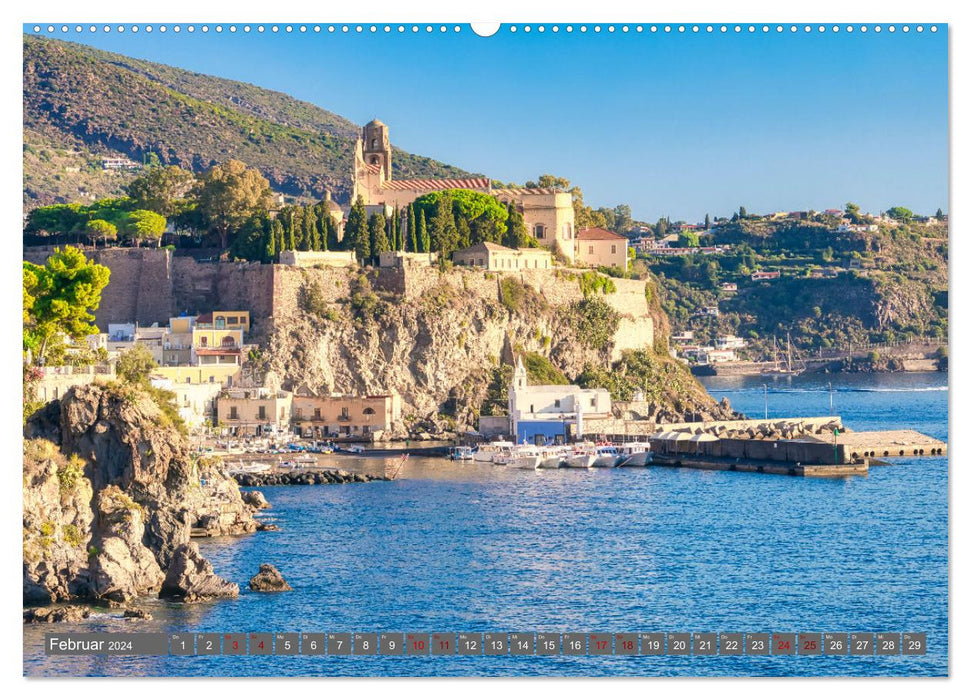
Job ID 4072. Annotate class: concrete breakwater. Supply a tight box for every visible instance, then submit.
[233,469,389,487]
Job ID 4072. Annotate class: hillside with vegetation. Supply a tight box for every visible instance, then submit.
[636,209,948,358]
[23,35,473,209]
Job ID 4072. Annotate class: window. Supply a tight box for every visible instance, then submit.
[370,156,379,165]
[341,407,350,419]
[554,399,561,408]
[221,336,236,348]
[314,408,321,419]
[200,337,208,347]
[258,406,267,420]
[229,406,238,420]
[535,224,545,239]
[563,223,573,239]
[363,407,375,415]
[590,398,596,408]
[295,408,303,419]
[588,246,594,254]
[215,316,226,329]
[227,316,238,325]
[611,245,617,254]
[370,138,377,149]
[209,376,215,383]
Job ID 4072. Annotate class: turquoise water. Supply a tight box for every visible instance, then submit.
[23,372,948,677]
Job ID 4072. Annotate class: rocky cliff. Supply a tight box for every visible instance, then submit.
[258,265,731,431]
[23,383,262,606]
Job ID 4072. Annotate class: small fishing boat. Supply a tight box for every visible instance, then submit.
[616,442,653,467]
[563,443,598,468]
[342,445,366,455]
[592,445,623,468]
[473,440,515,463]
[504,446,543,470]
[538,447,568,469]
[226,461,273,475]
[448,446,476,461]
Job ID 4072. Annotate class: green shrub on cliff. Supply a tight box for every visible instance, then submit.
[576,349,713,408]
[563,297,620,352]
[499,277,547,315]
[578,271,617,297]
[522,352,569,385]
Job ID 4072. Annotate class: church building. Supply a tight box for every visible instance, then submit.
[351,120,577,263]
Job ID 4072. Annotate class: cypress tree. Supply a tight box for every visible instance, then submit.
[430,193,458,255]
[456,216,471,250]
[408,203,418,253]
[286,208,298,251]
[301,207,317,251]
[272,219,285,255]
[263,218,277,262]
[418,209,429,253]
[503,203,529,248]
[321,214,330,251]
[345,196,370,261]
[369,212,389,259]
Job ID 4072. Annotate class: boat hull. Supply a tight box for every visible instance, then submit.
[564,454,597,468]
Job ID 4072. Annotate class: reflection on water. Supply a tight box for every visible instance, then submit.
[24,373,947,677]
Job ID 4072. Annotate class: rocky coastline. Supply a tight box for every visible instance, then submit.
[233,469,389,487]
[22,384,275,618]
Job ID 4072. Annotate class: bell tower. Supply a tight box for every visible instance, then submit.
[362,119,392,181]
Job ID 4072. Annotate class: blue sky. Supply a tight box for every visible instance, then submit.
[26,24,948,222]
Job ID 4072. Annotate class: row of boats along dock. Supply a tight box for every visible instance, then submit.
[451,414,946,477]
[206,416,946,479]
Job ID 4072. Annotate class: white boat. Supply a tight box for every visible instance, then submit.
[343,445,366,454]
[227,461,273,475]
[592,445,623,468]
[501,445,544,470]
[473,440,515,463]
[449,446,476,461]
[563,444,598,469]
[538,447,568,469]
[616,442,653,467]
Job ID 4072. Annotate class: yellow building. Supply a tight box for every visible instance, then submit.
[575,227,629,271]
[195,311,250,333]
[291,386,401,439]
[216,388,293,436]
[452,242,552,271]
[152,365,241,386]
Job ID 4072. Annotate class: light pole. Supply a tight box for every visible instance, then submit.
[828,381,834,415]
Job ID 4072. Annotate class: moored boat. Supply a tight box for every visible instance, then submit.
[616,441,653,467]
[592,445,623,468]
[563,443,598,468]
[448,446,476,461]
[473,440,515,463]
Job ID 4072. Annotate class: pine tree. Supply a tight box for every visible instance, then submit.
[704,213,711,229]
[408,204,418,253]
[369,212,389,258]
[418,209,429,253]
[345,196,370,261]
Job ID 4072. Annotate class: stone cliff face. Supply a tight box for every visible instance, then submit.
[23,383,260,606]
[259,265,723,431]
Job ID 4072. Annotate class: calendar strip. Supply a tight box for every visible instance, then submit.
[45,632,926,656]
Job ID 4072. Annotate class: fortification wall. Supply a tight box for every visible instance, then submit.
[24,247,658,353]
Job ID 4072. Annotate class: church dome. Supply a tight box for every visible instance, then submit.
[366,118,386,128]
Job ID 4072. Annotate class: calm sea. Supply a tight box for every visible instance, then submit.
[23,372,948,677]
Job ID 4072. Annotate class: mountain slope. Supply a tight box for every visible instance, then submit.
[23,35,473,207]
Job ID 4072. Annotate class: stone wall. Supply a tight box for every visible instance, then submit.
[24,247,657,354]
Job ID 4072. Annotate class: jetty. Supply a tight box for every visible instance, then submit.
[645,416,946,477]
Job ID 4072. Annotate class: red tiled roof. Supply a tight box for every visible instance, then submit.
[492,187,560,196]
[363,163,382,175]
[577,227,627,241]
[380,177,491,192]
[196,312,213,323]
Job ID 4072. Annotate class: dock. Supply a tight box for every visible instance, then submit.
[647,418,946,478]
[651,454,869,477]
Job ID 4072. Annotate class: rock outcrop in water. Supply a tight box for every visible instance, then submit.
[248,564,292,592]
[159,543,239,602]
[23,383,263,608]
